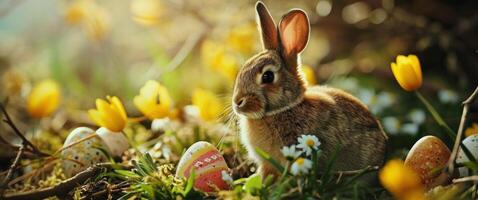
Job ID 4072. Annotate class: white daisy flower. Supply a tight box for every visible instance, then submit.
[281,145,302,160]
[221,170,233,185]
[297,135,321,156]
[290,157,313,175]
[408,109,426,125]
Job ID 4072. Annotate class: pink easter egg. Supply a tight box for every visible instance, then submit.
[176,141,230,192]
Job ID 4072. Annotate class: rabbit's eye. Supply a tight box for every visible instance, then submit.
[261,71,274,84]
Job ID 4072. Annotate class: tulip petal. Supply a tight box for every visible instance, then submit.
[88,109,106,128]
[391,63,413,91]
[95,98,125,131]
[27,80,61,118]
[407,55,422,86]
[109,96,127,121]
[158,84,172,108]
[399,62,420,91]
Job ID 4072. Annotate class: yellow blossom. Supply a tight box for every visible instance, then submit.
[2,70,24,97]
[134,80,174,120]
[88,96,127,132]
[64,0,86,25]
[465,123,478,137]
[64,0,110,41]
[380,159,426,200]
[391,55,423,91]
[301,65,317,86]
[201,40,239,81]
[192,88,223,121]
[226,23,257,54]
[131,0,162,26]
[27,79,61,118]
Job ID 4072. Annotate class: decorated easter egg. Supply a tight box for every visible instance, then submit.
[456,134,478,176]
[61,127,109,177]
[176,141,230,192]
[96,127,129,157]
[404,135,450,189]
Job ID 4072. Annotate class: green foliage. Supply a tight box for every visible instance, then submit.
[221,147,381,200]
[103,153,202,200]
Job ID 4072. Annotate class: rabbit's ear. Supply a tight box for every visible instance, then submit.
[256,1,279,50]
[279,9,309,58]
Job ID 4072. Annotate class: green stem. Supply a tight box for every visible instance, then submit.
[415,91,456,139]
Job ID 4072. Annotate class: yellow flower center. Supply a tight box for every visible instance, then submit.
[306,139,315,147]
[296,158,305,166]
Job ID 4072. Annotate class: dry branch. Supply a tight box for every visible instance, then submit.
[0,103,49,157]
[446,85,478,175]
[2,163,127,200]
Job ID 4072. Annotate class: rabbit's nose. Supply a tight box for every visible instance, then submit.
[234,97,247,108]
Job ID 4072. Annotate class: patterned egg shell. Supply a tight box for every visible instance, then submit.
[176,141,230,192]
[404,135,450,189]
[96,127,129,157]
[61,127,109,177]
[456,134,478,176]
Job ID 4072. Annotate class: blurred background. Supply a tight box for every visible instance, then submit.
[0,0,477,162]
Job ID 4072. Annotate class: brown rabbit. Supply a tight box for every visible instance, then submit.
[232,1,388,177]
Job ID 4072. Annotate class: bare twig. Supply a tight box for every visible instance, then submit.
[0,146,25,196]
[0,103,49,157]
[0,103,53,196]
[147,30,206,78]
[447,85,478,175]
[453,175,478,183]
[334,165,380,176]
[2,163,130,200]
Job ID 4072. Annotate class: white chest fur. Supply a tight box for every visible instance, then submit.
[239,116,261,163]
[238,116,284,165]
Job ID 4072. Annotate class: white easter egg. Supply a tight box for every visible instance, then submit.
[176,141,230,192]
[96,127,130,157]
[61,127,109,177]
[456,134,478,176]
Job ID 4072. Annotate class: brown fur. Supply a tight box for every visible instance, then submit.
[233,2,387,177]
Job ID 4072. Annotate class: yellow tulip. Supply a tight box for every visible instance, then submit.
[65,0,86,25]
[88,96,127,132]
[201,40,239,81]
[391,55,423,91]
[301,65,317,86]
[27,79,61,118]
[380,159,426,200]
[133,80,174,120]
[226,23,257,54]
[465,123,478,137]
[192,88,223,121]
[64,0,110,41]
[131,0,162,26]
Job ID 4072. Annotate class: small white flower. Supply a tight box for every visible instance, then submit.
[290,157,313,175]
[221,170,233,185]
[438,90,459,104]
[401,123,419,135]
[408,109,426,125]
[357,89,375,106]
[297,135,320,156]
[151,118,173,132]
[281,145,302,160]
[382,116,400,134]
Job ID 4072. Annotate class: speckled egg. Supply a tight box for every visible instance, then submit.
[61,127,109,177]
[175,141,230,192]
[96,127,129,157]
[456,134,478,176]
[404,135,450,189]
